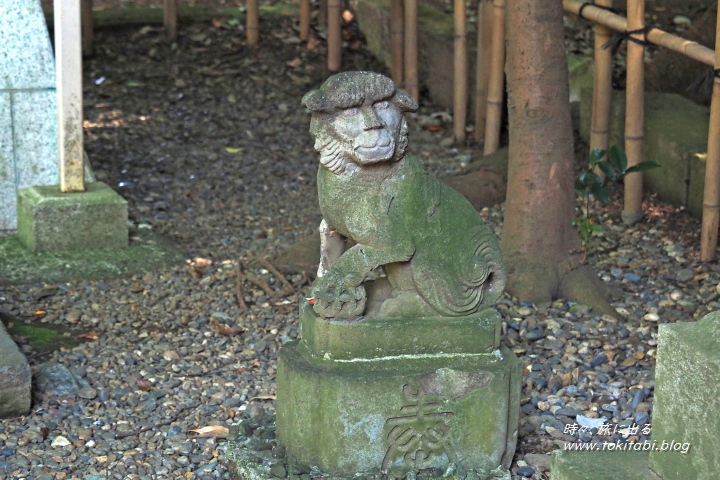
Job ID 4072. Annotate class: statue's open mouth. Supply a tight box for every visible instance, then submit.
[355,142,395,162]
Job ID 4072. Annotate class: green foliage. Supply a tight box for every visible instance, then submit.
[575,146,660,256]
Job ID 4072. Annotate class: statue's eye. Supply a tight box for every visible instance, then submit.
[342,107,359,116]
[375,101,390,109]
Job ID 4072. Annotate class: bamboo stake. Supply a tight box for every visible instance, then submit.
[563,0,714,67]
[81,0,93,57]
[163,0,177,41]
[404,0,419,102]
[55,0,85,192]
[453,0,468,144]
[474,0,493,143]
[391,0,404,85]
[622,0,645,224]
[246,0,259,47]
[483,0,505,155]
[328,0,342,71]
[700,7,720,261]
[589,0,613,166]
[300,0,311,42]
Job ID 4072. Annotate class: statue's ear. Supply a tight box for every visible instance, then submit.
[302,90,323,111]
[393,89,419,113]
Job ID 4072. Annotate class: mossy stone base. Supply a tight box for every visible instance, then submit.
[550,450,661,480]
[17,182,128,252]
[649,312,720,480]
[276,340,521,477]
[299,300,501,361]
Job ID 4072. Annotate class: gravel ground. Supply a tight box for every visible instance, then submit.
[1,11,719,480]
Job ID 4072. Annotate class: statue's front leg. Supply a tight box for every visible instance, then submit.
[317,219,347,278]
[311,242,414,319]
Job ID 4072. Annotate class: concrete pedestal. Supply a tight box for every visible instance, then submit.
[16,181,128,252]
[275,302,521,478]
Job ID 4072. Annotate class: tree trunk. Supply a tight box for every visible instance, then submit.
[502,0,614,316]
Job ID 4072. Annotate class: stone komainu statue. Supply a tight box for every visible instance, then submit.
[303,71,506,319]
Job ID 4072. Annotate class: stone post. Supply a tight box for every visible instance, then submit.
[55,0,86,193]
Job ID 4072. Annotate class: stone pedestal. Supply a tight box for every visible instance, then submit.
[16,182,128,252]
[276,301,521,478]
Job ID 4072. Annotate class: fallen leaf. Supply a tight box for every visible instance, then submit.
[426,125,445,132]
[126,81,144,87]
[187,425,230,438]
[136,379,153,391]
[211,318,243,337]
[211,18,224,29]
[34,310,47,316]
[40,427,50,440]
[634,351,645,360]
[78,332,99,340]
[286,57,302,68]
[225,147,241,153]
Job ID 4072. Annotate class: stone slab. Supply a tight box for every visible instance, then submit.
[16,181,129,252]
[277,342,521,477]
[0,319,32,418]
[550,450,660,480]
[299,300,501,360]
[579,89,709,217]
[649,311,720,480]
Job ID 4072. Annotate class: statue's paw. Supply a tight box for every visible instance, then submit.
[312,283,366,319]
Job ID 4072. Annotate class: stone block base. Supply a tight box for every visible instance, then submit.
[16,182,128,252]
[276,341,521,477]
[0,319,31,417]
[550,450,660,480]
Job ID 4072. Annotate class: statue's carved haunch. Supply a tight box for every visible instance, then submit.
[303,71,506,319]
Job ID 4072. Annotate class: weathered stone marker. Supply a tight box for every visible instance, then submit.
[227,72,521,479]
[550,311,720,479]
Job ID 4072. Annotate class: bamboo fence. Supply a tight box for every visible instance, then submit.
[564,0,720,258]
[453,0,468,144]
[391,0,404,85]
[483,0,506,155]
[474,0,493,143]
[589,0,613,164]
[404,0,420,102]
[327,0,342,71]
[701,7,720,261]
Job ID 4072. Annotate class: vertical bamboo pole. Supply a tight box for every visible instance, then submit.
[391,0,404,85]
[700,7,720,261]
[483,0,505,155]
[404,0,419,102]
[453,0,468,144]
[328,0,342,71]
[81,0,93,57]
[590,0,613,163]
[474,0,493,143]
[247,0,259,47]
[55,0,85,192]
[622,0,645,224]
[164,0,177,41]
[300,0,311,41]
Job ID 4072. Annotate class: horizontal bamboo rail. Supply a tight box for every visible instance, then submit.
[563,0,714,67]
